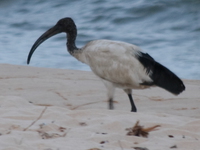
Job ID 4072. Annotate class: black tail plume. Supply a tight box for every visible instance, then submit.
[138,53,185,95]
[151,62,185,95]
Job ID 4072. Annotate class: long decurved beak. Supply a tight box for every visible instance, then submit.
[27,25,62,64]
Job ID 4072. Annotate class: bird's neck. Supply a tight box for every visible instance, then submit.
[66,30,79,54]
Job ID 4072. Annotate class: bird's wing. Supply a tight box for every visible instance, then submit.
[79,40,185,94]
[81,40,153,89]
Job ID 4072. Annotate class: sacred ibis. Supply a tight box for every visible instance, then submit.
[27,17,185,112]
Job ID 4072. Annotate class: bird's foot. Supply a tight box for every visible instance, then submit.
[108,98,114,110]
[109,102,114,110]
[131,108,137,112]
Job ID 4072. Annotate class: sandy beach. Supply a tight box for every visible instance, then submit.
[0,64,199,150]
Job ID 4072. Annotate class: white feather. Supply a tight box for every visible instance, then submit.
[73,39,153,90]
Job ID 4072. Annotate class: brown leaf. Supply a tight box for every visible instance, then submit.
[126,121,160,138]
[59,127,67,132]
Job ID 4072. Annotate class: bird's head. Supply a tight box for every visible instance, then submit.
[27,17,77,64]
[55,17,77,34]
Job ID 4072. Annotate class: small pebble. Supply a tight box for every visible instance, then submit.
[170,145,177,149]
[168,135,174,138]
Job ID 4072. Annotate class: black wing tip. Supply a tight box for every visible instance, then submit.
[137,52,186,95]
[173,82,186,95]
[153,68,186,95]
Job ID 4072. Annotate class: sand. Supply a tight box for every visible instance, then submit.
[0,64,199,150]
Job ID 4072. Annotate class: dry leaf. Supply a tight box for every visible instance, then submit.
[126,120,160,138]
[59,127,67,132]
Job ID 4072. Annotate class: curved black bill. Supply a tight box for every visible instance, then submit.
[27,25,62,64]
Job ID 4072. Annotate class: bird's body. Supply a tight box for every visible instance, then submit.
[27,17,185,112]
[73,39,152,89]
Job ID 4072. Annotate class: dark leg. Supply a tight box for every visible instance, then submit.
[109,98,114,110]
[128,94,137,112]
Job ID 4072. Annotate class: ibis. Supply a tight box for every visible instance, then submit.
[27,17,185,112]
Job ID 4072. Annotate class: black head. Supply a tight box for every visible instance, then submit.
[27,17,77,64]
[55,17,76,33]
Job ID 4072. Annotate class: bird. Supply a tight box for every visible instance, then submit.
[27,17,185,112]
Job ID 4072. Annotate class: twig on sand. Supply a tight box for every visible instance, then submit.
[23,106,47,131]
[118,140,124,150]
[71,101,102,110]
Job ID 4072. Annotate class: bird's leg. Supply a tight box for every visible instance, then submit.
[124,89,137,112]
[109,98,114,110]
[128,94,137,112]
[106,86,115,110]
[101,80,115,110]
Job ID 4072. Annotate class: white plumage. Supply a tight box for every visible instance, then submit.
[27,17,185,112]
[75,40,152,88]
